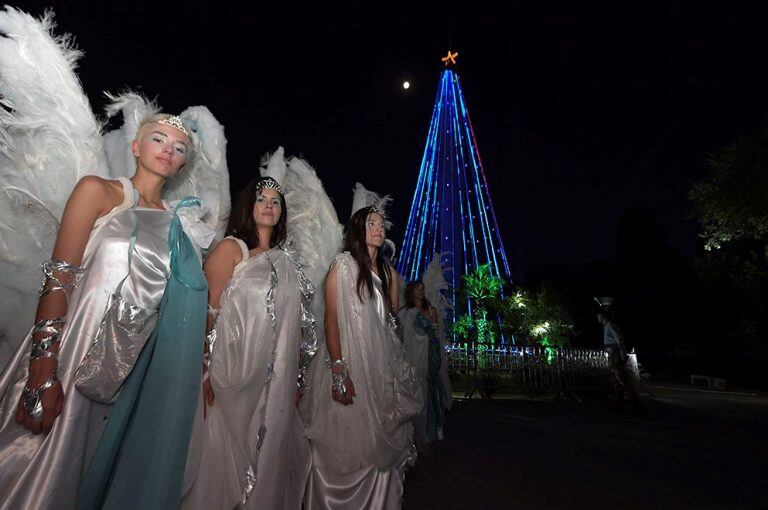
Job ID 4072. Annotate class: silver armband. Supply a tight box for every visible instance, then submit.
[30,316,66,361]
[39,259,85,298]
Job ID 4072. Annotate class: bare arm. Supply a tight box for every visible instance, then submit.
[18,176,121,434]
[200,239,241,415]
[388,266,399,313]
[202,239,240,334]
[324,264,342,363]
[324,263,355,404]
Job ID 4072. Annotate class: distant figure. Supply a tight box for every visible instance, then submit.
[400,281,449,446]
[597,310,643,414]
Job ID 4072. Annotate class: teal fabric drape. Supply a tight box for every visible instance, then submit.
[78,197,207,510]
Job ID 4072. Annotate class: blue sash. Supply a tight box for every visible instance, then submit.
[78,197,208,509]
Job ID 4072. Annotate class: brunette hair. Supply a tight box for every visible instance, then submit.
[225,177,287,250]
[404,281,432,311]
[344,206,392,308]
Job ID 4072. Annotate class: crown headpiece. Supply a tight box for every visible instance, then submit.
[351,183,392,229]
[370,204,386,218]
[256,176,283,195]
[157,115,190,137]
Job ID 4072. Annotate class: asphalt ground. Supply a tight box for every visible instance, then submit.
[403,385,768,509]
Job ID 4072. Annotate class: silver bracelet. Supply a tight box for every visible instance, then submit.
[22,370,58,421]
[39,259,85,298]
[202,350,211,370]
[30,316,66,361]
[330,358,349,398]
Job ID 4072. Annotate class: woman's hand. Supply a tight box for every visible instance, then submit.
[331,366,356,406]
[295,388,303,408]
[202,376,215,418]
[16,358,65,434]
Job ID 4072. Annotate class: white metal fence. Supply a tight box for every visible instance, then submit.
[446,345,640,396]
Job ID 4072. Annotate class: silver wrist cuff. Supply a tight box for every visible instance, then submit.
[22,370,58,421]
[330,358,349,398]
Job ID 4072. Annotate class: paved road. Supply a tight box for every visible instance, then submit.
[403,386,768,509]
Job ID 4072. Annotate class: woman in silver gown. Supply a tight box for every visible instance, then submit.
[304,205,422,510]
[0,114,211,509]
[399,281,448,445]
[182,177,314,509]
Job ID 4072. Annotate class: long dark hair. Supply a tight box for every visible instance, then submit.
[344,206,392,309]
[225,177,287,250]
[404,281,432,311]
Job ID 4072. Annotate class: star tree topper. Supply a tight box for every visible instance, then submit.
[441,50,458,66]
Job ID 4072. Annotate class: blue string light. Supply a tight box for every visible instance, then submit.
[398,69,512,342]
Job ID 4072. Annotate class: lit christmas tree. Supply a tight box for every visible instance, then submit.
[398,51,512,341]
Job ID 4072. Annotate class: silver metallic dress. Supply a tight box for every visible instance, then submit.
[0,177,198,510]
[303,253,422,510]
[182,239,312,510]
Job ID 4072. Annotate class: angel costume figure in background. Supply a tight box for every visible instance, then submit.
[303,183,422,510]
[399,279,449,445]
[182,148,341,510]
[0,8,229,510]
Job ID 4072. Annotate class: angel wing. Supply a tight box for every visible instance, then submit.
[101,91,158,180]
[423,252,453,337]
[0,7,107,366]
[351,182,393,228]
[260,147,343,291]
[102,95,231,241]
[422,252,454,408]
[166,106,230,241]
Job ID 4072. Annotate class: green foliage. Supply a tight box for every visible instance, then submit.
[462,263,503,303]
[452,265,573,351]
[689,126,768,253]
[686,124,768,384]
[498,285,573,348]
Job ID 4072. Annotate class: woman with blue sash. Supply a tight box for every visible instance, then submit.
[399,281,448,445]
[0,113,213,510]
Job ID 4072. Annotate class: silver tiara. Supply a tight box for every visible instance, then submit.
[257,177,283,195]
[369,205,386,218]
[157,115,189,136]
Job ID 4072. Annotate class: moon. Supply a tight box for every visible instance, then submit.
[403,81,410,90]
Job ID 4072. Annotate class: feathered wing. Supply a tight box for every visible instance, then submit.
[165,106,230,241]
[0,7,106,366]
[424,252,450,307]
[282,152,343,292]
[101,92,158,180]
[259,146,287,187]
[423,252,453,408]
[102,97,231,242]
[351,182,393,228]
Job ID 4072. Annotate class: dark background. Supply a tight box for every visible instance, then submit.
[16,1,768,383]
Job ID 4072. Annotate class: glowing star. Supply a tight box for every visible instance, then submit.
[441,50,459,66]
[403,81,410,89]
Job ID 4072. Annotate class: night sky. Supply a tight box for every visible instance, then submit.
[19,1,768,279]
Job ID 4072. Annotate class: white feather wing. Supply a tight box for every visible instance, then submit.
[283,154,343,292]
[165,106,230,241]
[0,7,106,365]
[101,92,158,180]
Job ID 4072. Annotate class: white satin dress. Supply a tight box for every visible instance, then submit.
[0,177,209,510]
[303,253,422,510]
[182,239,311,510]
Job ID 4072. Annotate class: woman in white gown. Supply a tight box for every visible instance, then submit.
[0,114,213,509]
[304,198,422,510]
[182,176,314,509]
[399,282,448,445]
